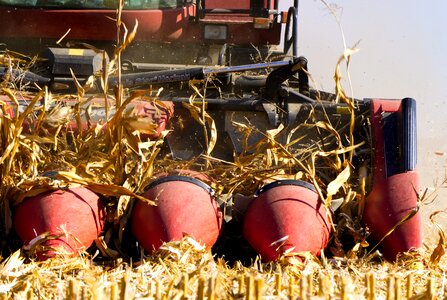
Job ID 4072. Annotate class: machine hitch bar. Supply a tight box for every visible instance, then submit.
[0,58,308,94]
[106,58,307,89]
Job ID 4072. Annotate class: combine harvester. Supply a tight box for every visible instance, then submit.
[0,0,420,262]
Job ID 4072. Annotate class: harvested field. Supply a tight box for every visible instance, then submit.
[0,238,446,299]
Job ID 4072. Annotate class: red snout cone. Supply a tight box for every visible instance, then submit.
[243,180,331,261]
[131,172,223,253]
[13,187,105,260]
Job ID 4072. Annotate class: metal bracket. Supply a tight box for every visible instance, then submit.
[262,103,278,126]
[263,57,309,127]
[264,57,308,102]
[286,103,302,126]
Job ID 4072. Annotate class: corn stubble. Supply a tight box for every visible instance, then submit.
[0,238,445,299]
[0,5,446,300]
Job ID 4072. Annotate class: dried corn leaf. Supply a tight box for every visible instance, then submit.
[429,211,447,266]
[95,236,120,259]
[114,20,139,57]
[182,101,217,156]
[326,163,351,200]
[51,171,156,206]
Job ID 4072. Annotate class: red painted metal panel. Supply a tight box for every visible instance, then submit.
[205,0,251,9]
[363,171,421,261]
[0,3,281,45]
[0,6,194,41]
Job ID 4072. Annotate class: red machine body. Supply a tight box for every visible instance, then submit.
[0,4,280,44]
[0,0,283,64]
[363,99,421,261]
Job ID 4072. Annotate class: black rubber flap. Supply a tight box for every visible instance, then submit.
[42,47,106,76]
[255,179,316,196]
[147,175,215,196]
[400,97,417,171]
